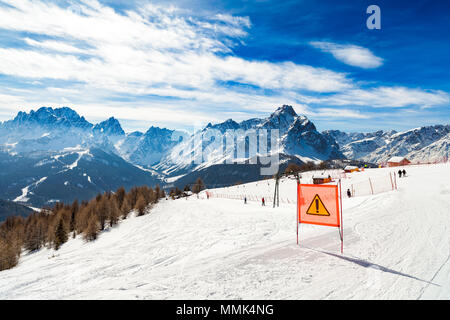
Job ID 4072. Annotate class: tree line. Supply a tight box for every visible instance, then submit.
[0,185,165,271]
[284,161,330,175]
[168,178,205,199]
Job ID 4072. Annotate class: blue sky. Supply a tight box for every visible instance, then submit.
[0,0,448,132]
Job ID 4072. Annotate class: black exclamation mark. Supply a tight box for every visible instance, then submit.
[315,198,319,213]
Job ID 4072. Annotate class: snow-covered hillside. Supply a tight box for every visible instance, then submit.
[1,163,449,299]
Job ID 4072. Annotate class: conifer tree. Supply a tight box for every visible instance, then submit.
[0,182,165,271]
[75,203,92,235]
[54,218,68,250]
[129,187,139,208]
[0,217,23,271]
[109,200,120,227]
[135,195,147,216]
[121,196,131,219]
[0,238,19,271]
[96,197,108,231]
[318,161,329,170]
[192,178,205,194]
[84,214,98,241]
[285,163,301,174]
[69,199,79,238]
[24,216,46,252]
[116,186,126,208]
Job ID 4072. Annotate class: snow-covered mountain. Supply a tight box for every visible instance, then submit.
[1,105,447,207]
[119,126,178,167]
[0,107,163,206]
[323,125,450,163]
[0,146,161,207]
[322,129,397,147]
[0,107,92,154]
[93,117,125,137]
[156,105,343,178]
[4,107,92,131]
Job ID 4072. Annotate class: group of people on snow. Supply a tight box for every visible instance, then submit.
[398,169,407,178]
[228,168,409,204]
[244,196,265,206]
[345,168,407,198]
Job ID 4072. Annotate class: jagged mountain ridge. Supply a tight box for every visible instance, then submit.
[0,107,177,165]
[0,107,166,206]
[0,105,447,206]
[323,125,450,163]
[154,105,343,177]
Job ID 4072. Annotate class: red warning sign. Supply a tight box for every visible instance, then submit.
[298,184,340,227]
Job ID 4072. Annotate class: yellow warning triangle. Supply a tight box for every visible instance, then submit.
[306,194,330,216]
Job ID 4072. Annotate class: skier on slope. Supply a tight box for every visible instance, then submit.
[402,169,406,177]
[347,189,352,198]
[398,169,402,178]
[244,196,247,204]
[262,197,265,206]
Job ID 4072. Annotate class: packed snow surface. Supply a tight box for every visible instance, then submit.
[0,163,449,299]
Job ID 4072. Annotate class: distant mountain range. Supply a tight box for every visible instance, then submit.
[0,105,448,207]
[323,125,449,163]
[155,105,342,177]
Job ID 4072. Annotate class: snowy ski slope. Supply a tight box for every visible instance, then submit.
[206,167,396,204]
[0,163,449,299]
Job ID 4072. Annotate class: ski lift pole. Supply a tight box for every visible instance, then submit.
[273,173,280,208]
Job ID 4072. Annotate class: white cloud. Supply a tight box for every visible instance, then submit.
[0,0,447,131]
[0,93,24,106]
[316,87,450,108]
[310,41,383,69]
[0,0,351,98]
[213,13,251,29]
[23,38,90,54]
[313,108,370,119]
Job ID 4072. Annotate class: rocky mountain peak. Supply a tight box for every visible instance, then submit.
[6,106,92,130]
[93,117,125,136]
[271,105,297,118]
